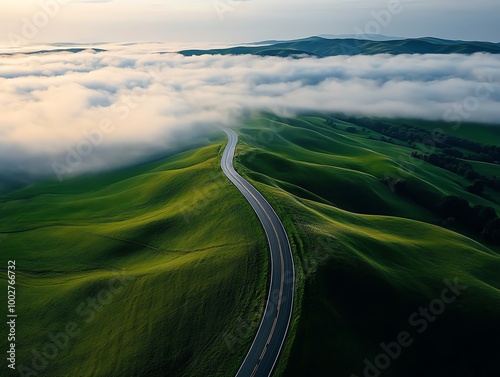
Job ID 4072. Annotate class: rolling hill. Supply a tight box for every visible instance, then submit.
[0,134,268,377]
[232,114,500,377]
[179,36,500,58]
[1,113,499,377]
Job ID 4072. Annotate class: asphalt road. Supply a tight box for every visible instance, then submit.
[220,127,295,377]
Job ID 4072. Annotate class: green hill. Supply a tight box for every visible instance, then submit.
[179,37,500,58]
[232,114,500,377]
[0,135,268,377]
[1,113,499,377]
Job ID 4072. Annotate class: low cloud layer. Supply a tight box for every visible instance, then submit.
[1,46,499,186]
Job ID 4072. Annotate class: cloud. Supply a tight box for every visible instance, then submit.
[0,47,499,186]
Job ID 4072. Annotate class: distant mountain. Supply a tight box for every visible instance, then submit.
[179,36,500,58]
[0,48,106,56]
[318,34,405,41]
[240,35,402,46]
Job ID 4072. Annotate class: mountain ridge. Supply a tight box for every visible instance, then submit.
[179,36,500,57]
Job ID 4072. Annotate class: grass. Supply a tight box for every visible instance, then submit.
[233,114,500,377]
[0,133,268,377]
[1,113,499,377]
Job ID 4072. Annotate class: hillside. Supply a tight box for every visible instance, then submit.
[179,36,500,58]
[233,114,500,377]
[0,134,268,377]
[1,114,499,377]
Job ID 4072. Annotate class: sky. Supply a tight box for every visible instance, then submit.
[0,0,500,47]
[1,1,499,187]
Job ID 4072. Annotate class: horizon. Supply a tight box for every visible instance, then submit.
[3,33,500,50]
[1,1,499,48]
[1,34,499,55]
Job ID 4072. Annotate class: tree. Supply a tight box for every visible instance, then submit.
[470,205,497,231]
[473,179,485,192]
[465,170,480,181]
[394,179,407,193]
[467,179,485,195]
[481,218,500,244]
[439,196,471,223]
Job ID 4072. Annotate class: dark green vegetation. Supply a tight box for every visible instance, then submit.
[232,114,500,377]
[179,36,500,57]
[334,116,500,245]
[0,135,268,377]
[341,117,500,164]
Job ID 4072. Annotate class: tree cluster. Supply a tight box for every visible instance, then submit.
[383,178,500,245]
[324,119,337,128]
[410,152,500,192]
[438,196,500,245]
[445,135,500,163]
[338,117,500,164]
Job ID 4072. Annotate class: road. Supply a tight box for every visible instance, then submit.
[220,127,295,377]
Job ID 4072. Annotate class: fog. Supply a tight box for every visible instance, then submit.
[0,46,499,185]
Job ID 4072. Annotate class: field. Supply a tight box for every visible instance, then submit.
[1,113,499,377]
[0,135,268,377]
[233,114,500,377]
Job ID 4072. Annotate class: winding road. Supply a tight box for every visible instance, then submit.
[220,127,295,377]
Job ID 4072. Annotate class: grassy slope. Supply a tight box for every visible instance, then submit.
[2,113,498,377]
[234,115,500,377]
[0,135,268,377]
[179,37,500,57]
